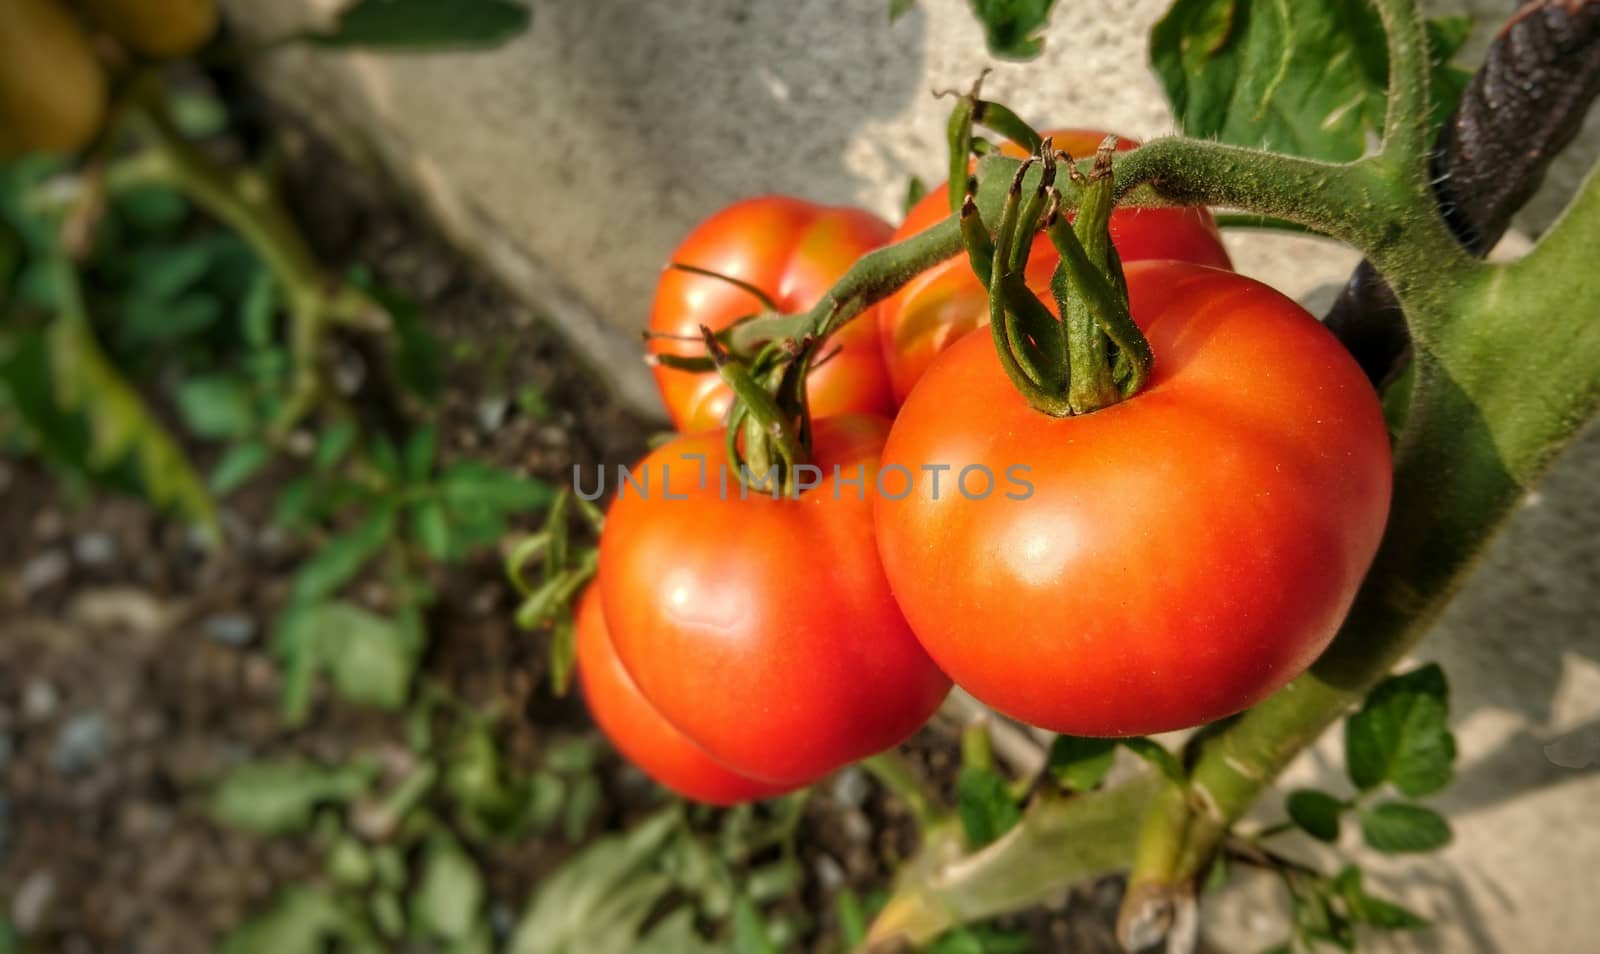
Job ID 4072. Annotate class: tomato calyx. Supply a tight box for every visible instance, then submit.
[965,137,1155,418]
[698,324,815,497]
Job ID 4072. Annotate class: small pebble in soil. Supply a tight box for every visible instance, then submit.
[840,808,873,844]
[830,766,872,809]
[54,712,110,776]
[71,532,118,567]
[19,549,70,595]
[203,612,259,648]
[813,853,846,892]
[31,509,64,540]
[23,678,61,721]
[477,394,510,431]
[11,870,56,933]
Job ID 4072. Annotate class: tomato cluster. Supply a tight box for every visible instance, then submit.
[582,130,1392,804]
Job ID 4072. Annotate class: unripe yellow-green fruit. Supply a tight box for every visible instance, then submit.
[80,0,218,58]
[0,0,108,157]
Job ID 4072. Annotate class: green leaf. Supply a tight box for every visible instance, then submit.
[111,186,188,232]
[1120,737,1184,783]
[966,0,1057,60]
[1047,735,1117,792]
[273,476,316,529]
[956,765,1021,849]
[441,458,553,512]
[903,176,928,217]
[176,374,258,439]
[0,327,95,472]
[290,506,397,604]
[732,895,779,954]
[835,890,868,947]
[889,0,916,23]
[240,267,279,350]
[1345,663,1456,796]
[48,297,217,537]
[299,601,419,710]
[413,835,486,941]
[1332,866,1430,930]
[121,293,222,345]
[1359,801,1452,854]
[404,424,438,480]
[1286,789,1344,843]
[313,420,358,471]
[310,0,531,51]
[413,500,455,561]
[506,810,691,954]
[1150,0,1473,162]
[211,757,377,834]
[219,887,373,954]
[211,440,273,493]
[548,615,577,696]
[926,924,1034,954]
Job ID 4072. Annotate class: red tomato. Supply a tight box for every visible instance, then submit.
[877,130,1234,403]
[874,262,1391,736]
[574,588,787,805]
[599,415,950,785]
[649,197,897,433]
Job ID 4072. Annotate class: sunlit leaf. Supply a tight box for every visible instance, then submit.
[308,0,531,52]
[211,757,377,834]
[1151,0,1473,161]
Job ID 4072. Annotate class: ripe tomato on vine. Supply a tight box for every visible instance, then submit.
[875,261,1392,736]
[648,197,897,432]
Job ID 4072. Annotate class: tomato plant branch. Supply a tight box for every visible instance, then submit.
[124,88,387,437]
[864,774,1160,950]
[1373,0,1432,172]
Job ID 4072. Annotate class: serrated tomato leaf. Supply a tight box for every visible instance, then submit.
[309,0,531,51]
[1359,801,1451,854]
[1151,0,1473,161]
[1286,789,1344,843]
[1345,663,1456,796]
[967,0,1058,61]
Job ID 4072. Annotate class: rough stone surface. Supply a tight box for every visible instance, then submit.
[219,2,1600,949]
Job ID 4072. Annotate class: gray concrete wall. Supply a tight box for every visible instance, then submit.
[222,1,1600,949]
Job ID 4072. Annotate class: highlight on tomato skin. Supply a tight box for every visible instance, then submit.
[647,196,897,433]
[573,588,790,806]
[877,129,1234,404]
[597,415,952,787]
[874,261,1393,738]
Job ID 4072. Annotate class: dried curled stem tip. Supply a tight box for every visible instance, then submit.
[1057,149,1086,184]
[1092,136,1118,178]
[1043,188,1063,227]
[1007,156,1037,195]
[934,69,992,101]
[965,174,979,200]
